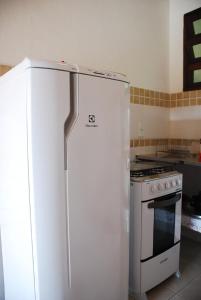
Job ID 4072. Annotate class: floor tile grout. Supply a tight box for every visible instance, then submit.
[168,273,201,300]
[167,269,201,299]
[131,237,201,300]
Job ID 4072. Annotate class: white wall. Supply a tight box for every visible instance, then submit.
[130,105,169,139]
[169,0,201,93]
[0,0,169,91]
[170,106,201,139]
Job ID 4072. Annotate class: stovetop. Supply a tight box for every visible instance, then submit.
[130,161,175,179]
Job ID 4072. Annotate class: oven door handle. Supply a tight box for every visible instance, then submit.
[148,194,181,209]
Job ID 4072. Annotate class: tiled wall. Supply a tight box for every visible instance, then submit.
[130,137,200,157]
[130,87,201,108]
[131,137,200,149]
[130,87,170,107]
[130,86,201,160]
[0,65,11,76]
[170,91,201,107]
[130,138,169,157]
[0,67,200,159]
[130,86,169,158]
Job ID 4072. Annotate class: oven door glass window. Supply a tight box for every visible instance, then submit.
[153,203,175,256]
[147,192,182,257]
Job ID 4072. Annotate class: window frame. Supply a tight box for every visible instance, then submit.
[184,7,201,91]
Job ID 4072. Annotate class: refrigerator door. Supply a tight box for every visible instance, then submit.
[66,74,129,300]
[0,70,35,300]
[27,68,71,300]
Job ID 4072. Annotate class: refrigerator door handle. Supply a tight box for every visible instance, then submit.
[64,73,78,170]
[64,169,72,288]
[64,73,78,288]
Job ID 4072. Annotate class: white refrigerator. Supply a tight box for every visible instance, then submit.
[0,58,130,300]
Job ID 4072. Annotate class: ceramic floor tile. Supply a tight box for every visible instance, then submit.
[129,294,148,300]
[170,296,185,300]
[173,274,201,300]
[130,237,201,300]
[147,283,174,300]
[180,238,201,265]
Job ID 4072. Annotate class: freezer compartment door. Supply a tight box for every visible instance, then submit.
[66,74,130,300]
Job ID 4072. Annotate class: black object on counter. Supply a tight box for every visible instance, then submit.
[183,192,201,217]
[191,191,201,214]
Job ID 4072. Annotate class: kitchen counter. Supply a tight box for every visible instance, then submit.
[182,213,201,234]
[136,153,201,167]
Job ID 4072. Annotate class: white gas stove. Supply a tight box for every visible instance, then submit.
[129,162,183,297]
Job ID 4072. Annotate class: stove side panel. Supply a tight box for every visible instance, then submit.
[129,181,142,294]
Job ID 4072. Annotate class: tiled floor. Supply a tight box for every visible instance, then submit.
[129,236,201,300]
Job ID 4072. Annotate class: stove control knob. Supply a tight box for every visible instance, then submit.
[165,182,170,189]
[157,183,164,191]
[150,185,157,193]
[171,180,176,187]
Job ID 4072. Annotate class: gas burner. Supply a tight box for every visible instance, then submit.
[133,172,144,177]
[151,168,165,174]
[130,164,174,179]
[131,171,144,178]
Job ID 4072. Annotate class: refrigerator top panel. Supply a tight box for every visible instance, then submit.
[0,58,129,83]
[0,58,77,80]
[77,65,129,83]
[22,58,78,72]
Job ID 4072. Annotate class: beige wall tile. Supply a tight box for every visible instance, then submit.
[155,91,160,99]
[184,91,189,99]
[130,86,201,151]
[139,97,144,104]
[171,93,177,100]
[144,89,149,97]
[189,90,196,98]
[134,96,140,104]
[140,88,145,96]
[145,97,150,105]
[134,87,140,95]
[0,65,12,76]
[130,86,135,95]
[177,100,183,106]
[164,93,169,100]
[196,90,201,97]
[190,99,197,106]
[177,92,182,99]
[150,90,154,98]
[183,100,189,106]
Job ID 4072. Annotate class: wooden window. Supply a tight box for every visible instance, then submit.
[184,7,201,91]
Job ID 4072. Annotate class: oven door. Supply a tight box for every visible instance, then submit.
[141,191,182,261]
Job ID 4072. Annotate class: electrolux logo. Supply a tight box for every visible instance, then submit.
[85,114,98,128]
[88,114,95,123]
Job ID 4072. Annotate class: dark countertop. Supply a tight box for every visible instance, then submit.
[137,153,201,167]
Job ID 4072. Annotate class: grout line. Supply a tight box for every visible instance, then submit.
[130,86,201,108]
[167,271,201,299]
